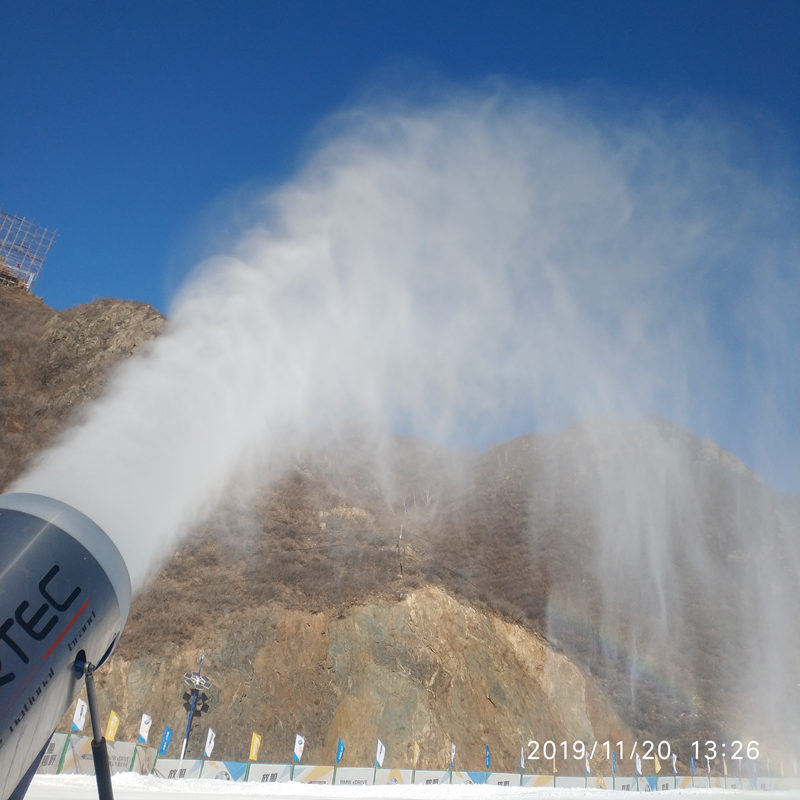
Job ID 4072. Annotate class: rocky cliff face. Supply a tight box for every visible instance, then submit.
[0,283,164,485]
[2,283,797,773]
[96,585,631,769]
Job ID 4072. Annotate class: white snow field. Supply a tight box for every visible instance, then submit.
[24,775,800,800]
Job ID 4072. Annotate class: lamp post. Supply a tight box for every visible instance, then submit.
[179,654,212,761]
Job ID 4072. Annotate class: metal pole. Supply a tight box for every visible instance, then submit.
[82,662,115,800]
[179,689,198,760]
[179,654,205,761]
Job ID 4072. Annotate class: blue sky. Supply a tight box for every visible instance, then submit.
[3,1,799,489]
[4,0,797,311]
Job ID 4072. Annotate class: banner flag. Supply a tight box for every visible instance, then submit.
[723,756,728,777]
[585,757,590,775]
[204,728,216,758]
[413,741,420,768]
[705,755,711,774]
[672,753,677,774]
[635,752,642,776]
[249,732,262,761]
[336,737,345,764]
[450,742,455,769]
[293,733,305,762]
[105,710,120,741]
[654,753,661,774]
[485,745,490,770]
[159,727,173,756]
[612,752,617,774]
[138,713,152,744]
[690,755,695,775]
[72,699,88,732]
[520,745,525,771]
[552,756,558,774]
[376,739,386,767]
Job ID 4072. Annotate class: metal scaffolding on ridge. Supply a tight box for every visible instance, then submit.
[0,209,57,290]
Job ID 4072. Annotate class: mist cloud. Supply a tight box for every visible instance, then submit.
[13,84,797,590]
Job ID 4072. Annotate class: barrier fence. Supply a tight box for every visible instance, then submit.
[36,732,800,792]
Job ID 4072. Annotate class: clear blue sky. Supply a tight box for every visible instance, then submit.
[3,1,799,488]
[4,0,798,312]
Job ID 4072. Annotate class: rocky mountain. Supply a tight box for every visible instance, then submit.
[2,283,797,773]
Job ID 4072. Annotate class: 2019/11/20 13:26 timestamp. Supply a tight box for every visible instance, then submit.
[525,740,760,762]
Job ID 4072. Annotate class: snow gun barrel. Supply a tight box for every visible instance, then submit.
[0,493,131,800]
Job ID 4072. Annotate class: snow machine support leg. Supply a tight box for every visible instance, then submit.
[78,658,115,800]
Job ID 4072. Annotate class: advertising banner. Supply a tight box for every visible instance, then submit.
[521,774,556,787]
[59,735,94,775]
[35,733,69,774]
[138,713,152,744]
[158,727,173,756]
[204,728,216,758]
[131,744,157,775]
[105,711,120,741]
[59,737,136,775]
[200,760,248,781]
[486,772,520,786]
[412,769,450,784]
[334,767,373,785]
[246,763,292,783]
[151,758,203,779]
[291,765,335,784]
[71,699,88,732]
[554,776,586,788]
[249,732,261,761]
[374,768,413,784]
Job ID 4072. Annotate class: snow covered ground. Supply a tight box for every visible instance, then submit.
[24,774,800,800]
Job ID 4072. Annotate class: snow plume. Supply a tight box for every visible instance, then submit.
[13,84,797,598]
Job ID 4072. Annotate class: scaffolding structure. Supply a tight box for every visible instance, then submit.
[0,210,57,290]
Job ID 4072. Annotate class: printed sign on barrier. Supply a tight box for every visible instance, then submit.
[334,767,373,785]
[485,771,519,786]
[130,744,157,775]
[374,768,413,784]
[36,733,69,774]
[521,774,555,787]
[246,763,292,783]
[554,776,586,788]
[412,769,450,785]
[291,764,334,784]
[200,760,248,781]
[151,758,203,779]
[59,735,94,775]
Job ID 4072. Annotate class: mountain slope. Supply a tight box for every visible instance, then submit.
[2,283,797,771]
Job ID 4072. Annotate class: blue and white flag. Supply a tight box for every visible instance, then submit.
[485,745,490,770]
[71,698,87,732]
[585,757,590,775]
[293,734,305,762]
[159,727,173,756]
[376,739,386,767]
[635,752,642,776]
[336,737,345,764]
[612,752,617,774]
[204,728,216,758]
[138,713,152,744]
[672,753,677,774]
[450,742,455,769]
[520,746,525,771]
[690,755,695,775]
